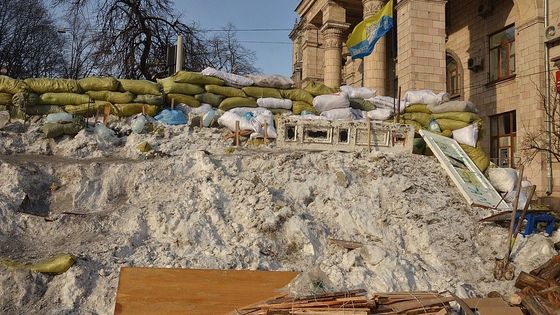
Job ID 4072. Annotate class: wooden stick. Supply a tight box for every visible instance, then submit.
[235,120,240,147]
[103,104,111,124]
[95,106,99,123]
[171,98,175,110]
[263,121,268,143]
[142,105,146,115]
[188,113,193,127]
[199,115,203,128]
[506,165,525,260]
[396,86,402,123]
[510,185,536,254]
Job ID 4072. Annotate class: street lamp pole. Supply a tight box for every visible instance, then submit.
[175,35,184,72]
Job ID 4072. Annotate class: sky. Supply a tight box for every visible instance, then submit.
[177,0,301,76]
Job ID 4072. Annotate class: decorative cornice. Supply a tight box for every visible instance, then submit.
[395,0,446,11]
[363,0,385,18]
[321,22,351,49]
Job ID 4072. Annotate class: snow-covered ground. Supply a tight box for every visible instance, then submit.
[0,119,556,314]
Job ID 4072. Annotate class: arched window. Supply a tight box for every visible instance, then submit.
[446,55,461,98]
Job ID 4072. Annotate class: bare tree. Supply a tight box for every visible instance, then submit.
[521,78,560,164]
[59,5,98,79]
[0,0,64,78]
[203,24,259,75]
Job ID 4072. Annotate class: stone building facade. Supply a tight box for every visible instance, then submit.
[290,0,560,206]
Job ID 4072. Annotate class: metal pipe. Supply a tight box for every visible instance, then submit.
[175,35,184,73]
[544,0,553,196]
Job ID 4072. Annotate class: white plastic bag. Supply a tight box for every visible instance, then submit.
[201,67,253,88]
[94,123,118,148]
[488,168,518,193]
[339,85,376,99]
[46,112,74,124]
[218,108,277,138]
[452,123,479,147]
[313,93,350,113]
[257,98,292,109]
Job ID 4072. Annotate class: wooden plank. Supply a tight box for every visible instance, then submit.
[515,271,550,291]
[114,267,298,315]
[328,238,364,250]
[531,256,560,280]
[388,297,454,313]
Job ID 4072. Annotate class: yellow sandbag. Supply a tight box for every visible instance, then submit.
[157,77,204,95]
[401,112,431,127]
[86,90,135,104]
[1,253,75,275]
[242,86,281,99]
[65,101,114,117]
[205,85,246,98]
[303,81,336,96]
[432,111,480,123]
[172,71,224,85]
[405,104,431,114]
[39,93,90,106]
[0,93,12,105]
[280,89,314,104]
[133,94,164,106]
[78,76,119,91]
[119,79,161,96]
[114,103,159,117]
[12,92,39,108]
[0,76,28,94]
[403,119,423,132]
[195,93,224,107]
[219,97,257,111]
[292,101,319,115]
[24,78,81,94]
[166,94,200,107]
[460,143,490,172]
[435,118,470,131]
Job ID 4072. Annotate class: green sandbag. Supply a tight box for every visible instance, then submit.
[280,89,314,104]
[118,79,161,96]
[114,103,159,117]
[432,112,480,123]
[413,138,426,155]
[166,94,200,107]
[350,98,376,111]
[435,118,470,131]
[157,77,204,95]
[195,93,224,107]
[1,253,75,275]
[65,101,114,117]
[303,81,336,96]
[0,75,28,94]
[78,76,119,91]
[39,93,90,106]
[219,97,257,111]
[24,78,81,94]
[12,92,39,108]
[133,94,164,106]
[402,112,431,127]
[242,86,281,99]
[405,104,431,114]
[23,105,66,116]
[0,93,12,105]
[403,119,423,132]
[292,101,319,115]
[86,90,135,104]
[42,121,84,138]
[460,143,490,172]
[205,85,246,98]
[172,71,224,85]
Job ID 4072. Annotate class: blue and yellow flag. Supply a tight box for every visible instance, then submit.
[346,0,393,60]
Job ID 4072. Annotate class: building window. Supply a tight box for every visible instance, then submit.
[446,55,460,98]
[490,111,516,167]
[489,25,515,82]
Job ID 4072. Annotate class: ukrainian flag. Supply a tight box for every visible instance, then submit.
[346,0,393,60]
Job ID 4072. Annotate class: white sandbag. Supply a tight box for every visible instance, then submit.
[313,93,350,113]
[488,168,518,193]
[257,98,292,109]
[452,123,479,147]
[253,113,277,138]
[404,90,449,106]
[340,85,376,99]
[320,108,353,120]
[201,67,253,88]
[225,107,277,138]
[218,111,261,133]
[248,74,293,89]
[367,96,408,113]
[428,100,479,114]
[177,103,214,116]
[505,180,533,209]
[366,108,393,121]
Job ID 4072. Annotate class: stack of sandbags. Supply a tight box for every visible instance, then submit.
[18,78,84,116]
[0,75,28,118]
[115,79,161,117]
[78,76,129,116]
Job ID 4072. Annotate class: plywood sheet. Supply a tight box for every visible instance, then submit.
[114,267,298,315]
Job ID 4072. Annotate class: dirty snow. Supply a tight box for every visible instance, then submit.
[0,118,557,314]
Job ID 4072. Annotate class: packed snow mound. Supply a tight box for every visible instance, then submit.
[0,126,556,314]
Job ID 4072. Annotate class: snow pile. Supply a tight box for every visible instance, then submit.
[0,123,557,314]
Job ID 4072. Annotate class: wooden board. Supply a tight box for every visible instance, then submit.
[420,130,510,210]
[114,267,298,315]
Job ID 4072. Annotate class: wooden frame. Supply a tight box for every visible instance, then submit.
[489,24,516,83]
[490,110,517,167]
[420,130,511,210]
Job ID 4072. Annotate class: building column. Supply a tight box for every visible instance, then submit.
[396,0,446,92]
[321,23,350,89]
[299,23,324,85]
[362,0,388,95]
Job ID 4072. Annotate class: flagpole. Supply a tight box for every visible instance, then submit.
[361,58,364,87]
